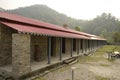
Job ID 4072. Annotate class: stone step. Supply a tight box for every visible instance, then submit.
[63,57,77,64]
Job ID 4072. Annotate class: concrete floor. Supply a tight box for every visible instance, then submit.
[0,52,79,73]
[0,64,12,72]
[31,52,79,71]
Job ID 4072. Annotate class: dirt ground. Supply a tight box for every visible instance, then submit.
[35,45,120,80]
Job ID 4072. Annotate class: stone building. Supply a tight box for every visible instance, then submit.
[0,12,106,79]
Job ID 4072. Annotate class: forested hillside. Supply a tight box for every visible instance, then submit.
[6,5,86,29]
[82,13,120,42]
[1,5,120,42]
[0,8,4,11]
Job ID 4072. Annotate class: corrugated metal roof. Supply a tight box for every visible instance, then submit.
[0,12,92,37]
[0,12,106,40]
[1,21,88,39]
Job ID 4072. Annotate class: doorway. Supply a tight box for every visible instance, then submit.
[88,40,90,50]
[73,39,76,51]
[80,39,83,52]
[51,37,56,57]
[62,38,65,53]
[34,45,41,61]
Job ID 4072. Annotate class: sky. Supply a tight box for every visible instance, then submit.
[0,0,120,20]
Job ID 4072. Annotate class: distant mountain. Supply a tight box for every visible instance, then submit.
[82,13,120,42]
[6,5,86,29]
[0,8,4,11]
[4,5,120,42]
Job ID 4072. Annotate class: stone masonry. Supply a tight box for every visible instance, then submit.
[31,35,47,61]
[82,39,86,53]
[65,38,72,55]
[52,37,60,57]
[0,24,16,66]
[74,39,78,55]
[12,34,31,77]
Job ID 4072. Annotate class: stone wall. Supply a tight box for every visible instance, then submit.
[31,36,47,62]
[0,24,16,66]
[82,39,86,53]
[80,39,83,54]
[53,37,60,57]
[79,39,83,53]
[31,36,60,61]
[65,38,71,55]
[73,39,77,55]
[12,34,31,76]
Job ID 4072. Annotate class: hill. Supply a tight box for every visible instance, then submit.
[6,5,86,29]
[0,8,4,11]
[4,5,120,42]
[82,13,120,42]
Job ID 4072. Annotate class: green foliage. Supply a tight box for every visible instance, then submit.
[6,5,85,29]
[4,5,120,42]
[75,26,80,31]
[83,13,120,42]
[100,63,110,67]
[100,29,108,38]
[78,45,120,64]
[95,76,109,80]
[35,77,46,80]
[0,8,4,11]
[112,31,120,42]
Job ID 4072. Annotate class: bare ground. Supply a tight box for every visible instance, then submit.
[35,45,120,80]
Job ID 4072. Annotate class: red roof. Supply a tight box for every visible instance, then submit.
[0,12,91,36]
[0,12,105,40]
[1,21,88,39]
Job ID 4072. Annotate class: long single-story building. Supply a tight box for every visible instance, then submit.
[0,12,106,79]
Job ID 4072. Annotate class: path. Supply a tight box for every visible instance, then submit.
[34,45,120,80]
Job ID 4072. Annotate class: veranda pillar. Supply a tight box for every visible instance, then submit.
[12,34,31,77]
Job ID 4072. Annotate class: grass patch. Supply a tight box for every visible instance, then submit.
[78,56,106,63]
[95,76,109,80]
[35,77,46,80]
[99,45,116,52]
[100,63,111,67]
[115,46,120,52]
[35,45,120,80]
[57,65,68,72]
[78,45,120,64]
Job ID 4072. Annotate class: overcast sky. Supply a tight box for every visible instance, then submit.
[0,0,120,20]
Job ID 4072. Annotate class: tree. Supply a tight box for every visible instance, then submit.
[75,26,80,31]
[100,29,108,38]
[112,32,120,42]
